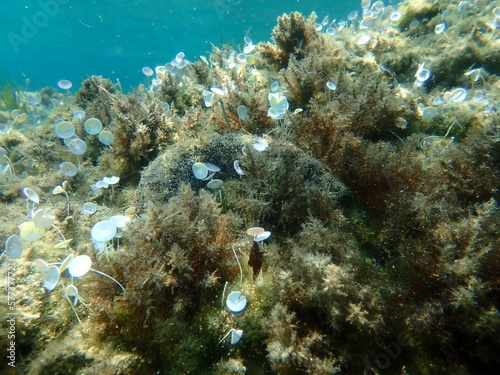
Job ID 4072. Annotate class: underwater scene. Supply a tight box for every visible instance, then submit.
[1,0,499,374]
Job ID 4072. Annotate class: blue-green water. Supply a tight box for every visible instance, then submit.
[0,0,357,90]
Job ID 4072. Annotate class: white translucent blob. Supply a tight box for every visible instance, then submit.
[176,52,185,61]
[110,215,130,229]
[26,92,42,105]
[192,162,209,180]
[433,96,445,106]
[434,22,446,34]
[409,20,420,29]
[34,259,49,273]
[102,176,120,185]
[237,105,249,120]
[361,0,371,9]
[95,181,109,189]
[32,208,55,228]
[390,11,402,21]
[448,88,467,102]
[237,53,247,63]
[326,81,337,90]
[254,231,271,242]
[91,220,117,242]
[234,160,245,176]
[59,253,74,272]
[84,118,103,135]
[59,161,77,177]
[4,235,23,258]
[268,92,289,113]
[253,137,269,151]
[44,265,60,290]
[395,117,408,129]
[416,67,431,82]
[493,6,500,18]
[68,139,87,155]
[326,27,337,35]
[142,67,154,76]
[19,221,44,241]
[226,291,247,313]
[202,91,216,107]
[372,1,385,12]
[473,90,485,102]
[21,187,39,204]
[155,65,166,75]
[98,130,114,145]
[359,16,375,29]
[210,87,225,96]
[58,80,73,90]
[231,329,243,344]
[446,25,460,38]
[0,156,8,174]
[203,162,220,173]
[68,255,92,278]
[82,202,97,215]
[55,121,75,139]
[422,106,437,119]
[73,109,86,121]
[270,81,280,92]
[51,98,63,107]
[207,179,223,189]
[243,44,255,54]
[246,227,265,237]
[357,34,372,45]
[348,10,358,20]
[65,285,79,306]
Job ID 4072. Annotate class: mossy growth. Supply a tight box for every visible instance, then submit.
[223,140,347,236]
[138,133,247,205]
[258,12,324,70]
[98,92,178,184]
[74,76,117,125]
[92,184,243,369]
[397,0,441,30]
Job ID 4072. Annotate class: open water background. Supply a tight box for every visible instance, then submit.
[0,0,358,90]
